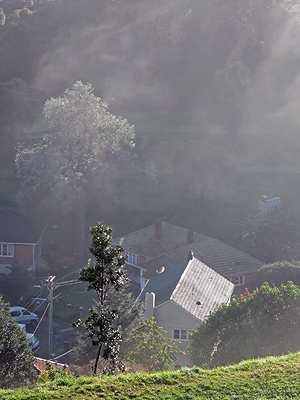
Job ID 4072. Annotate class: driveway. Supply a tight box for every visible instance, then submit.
[32,316,81,360]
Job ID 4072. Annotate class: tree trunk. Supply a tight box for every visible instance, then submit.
[93,345,102,375]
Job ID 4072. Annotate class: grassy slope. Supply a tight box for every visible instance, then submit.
[2,352,300,399]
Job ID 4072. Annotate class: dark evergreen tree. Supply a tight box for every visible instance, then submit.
[0,296,36,388]
[74,222,127,374]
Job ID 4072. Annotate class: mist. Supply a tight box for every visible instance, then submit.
[1,0,300,249]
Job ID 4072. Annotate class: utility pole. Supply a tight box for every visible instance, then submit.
[46,276,56,358]
[44,276,80,358]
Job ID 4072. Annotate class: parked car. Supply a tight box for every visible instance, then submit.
[17,323,40,353]
[27,333,40,353]
[10,306,38,328]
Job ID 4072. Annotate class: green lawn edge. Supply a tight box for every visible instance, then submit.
[2,351,300,399]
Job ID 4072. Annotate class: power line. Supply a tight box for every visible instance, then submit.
[44,275,79,357]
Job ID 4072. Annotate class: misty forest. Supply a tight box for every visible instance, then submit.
[2,0,300,264]
[3,0,300,379]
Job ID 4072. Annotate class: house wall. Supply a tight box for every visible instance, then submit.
[154,301,201,367]
[14,244,34,266]
[232,272,254,295]
[0,255,14,265]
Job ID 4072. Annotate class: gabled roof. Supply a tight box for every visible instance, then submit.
[113,221,210,259]
[140,239,264,279]
[0,209,43,244]
[140,257,234,322]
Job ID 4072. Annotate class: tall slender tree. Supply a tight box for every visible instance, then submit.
[74,222,127,374]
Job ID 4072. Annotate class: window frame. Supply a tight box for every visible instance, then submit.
[125,251,139,266]
[232,275,245,286]
[173,329,190,341]
[0,243,14,257]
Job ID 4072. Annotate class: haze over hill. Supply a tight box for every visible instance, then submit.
[0,0,300,253]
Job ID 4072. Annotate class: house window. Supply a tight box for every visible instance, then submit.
[232,275,245,286]
[125,251,139,266]
[173,329,190,341]
[0,243,14,257]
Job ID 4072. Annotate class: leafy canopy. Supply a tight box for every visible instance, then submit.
[248,260,300,291]
[15,81,135,205]
[188,282,300,368]
[0,296,36,388]
[126,317,182,372]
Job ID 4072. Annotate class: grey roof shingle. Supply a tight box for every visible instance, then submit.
[140,257,234,321]
[115,221,263,280]
[0,209,41,244]
[114,221,210,259]
[140,239,264,279]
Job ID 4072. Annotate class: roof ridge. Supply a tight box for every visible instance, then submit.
[171,258,194,299]
[114,221,208,240]
[138,240,214,267]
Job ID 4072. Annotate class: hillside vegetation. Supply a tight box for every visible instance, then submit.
[2,0,300,249]
[2,352,300,399]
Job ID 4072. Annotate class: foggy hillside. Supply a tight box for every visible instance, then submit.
[1,0,300,258]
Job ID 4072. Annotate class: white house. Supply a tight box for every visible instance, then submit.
[139,255,234,367]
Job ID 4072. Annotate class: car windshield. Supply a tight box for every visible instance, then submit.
[11,311,21,317]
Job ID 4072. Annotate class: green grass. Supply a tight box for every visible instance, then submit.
[2,352,300,399]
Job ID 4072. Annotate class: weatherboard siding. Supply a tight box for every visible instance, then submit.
[154,300,201,367]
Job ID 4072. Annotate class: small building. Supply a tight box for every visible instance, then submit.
[139,256,234,367]
[0,209,47,274]
[258,196,281,211]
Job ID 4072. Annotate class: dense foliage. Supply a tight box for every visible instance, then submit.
[188,282,300,368]
[235,209,299,262]
[74,222,127,374]
[248,260,300,291]
[72,281,144,366]
[0,264,33,304]
[126,317,182,372]
[0,296,36,388]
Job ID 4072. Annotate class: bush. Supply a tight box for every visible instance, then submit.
[188,282,300,368]
[248,260,300,291]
